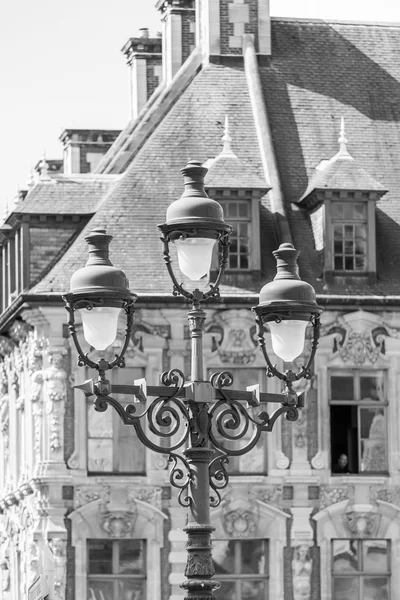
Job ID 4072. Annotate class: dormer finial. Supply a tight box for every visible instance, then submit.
[337,117,352,159]
[221,115,237,158]
[39,151,51,181]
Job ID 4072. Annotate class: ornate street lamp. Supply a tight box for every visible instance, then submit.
[63,160,322,600]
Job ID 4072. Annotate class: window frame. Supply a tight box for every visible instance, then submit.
[329,369,388,475]
[324,195,376,278]
[331,538,390,600]
[87,366,146,475]
[213,538,269,600]
[207,189,261,273]
[87,539,146,600]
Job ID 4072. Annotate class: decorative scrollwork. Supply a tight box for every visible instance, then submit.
[169,453,192,507]
[209,454,229,507]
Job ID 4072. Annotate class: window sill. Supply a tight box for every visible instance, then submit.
[329,474,389,485]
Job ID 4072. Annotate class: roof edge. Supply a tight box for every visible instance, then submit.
[270,16,400,27]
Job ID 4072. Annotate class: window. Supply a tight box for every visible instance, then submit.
[329,371,387,474]
[207,368,267,475]
[87,367,145,474]
[213,539,268,599]
[332,539,389,600]
[219,199,251,270]
[87,539,146,600]
[331,202,367,272]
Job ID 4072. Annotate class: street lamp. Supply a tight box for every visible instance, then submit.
[63,160,322,600]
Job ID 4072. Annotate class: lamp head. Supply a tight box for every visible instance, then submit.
[254,243,322,362]
[67,228,136,351]
[158,160,231,281]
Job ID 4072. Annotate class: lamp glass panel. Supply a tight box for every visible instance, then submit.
[174,237,216,281]
[79,306,121,351]
[268,319,307,362]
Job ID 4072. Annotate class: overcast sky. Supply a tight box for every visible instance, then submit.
[1,0,400,214]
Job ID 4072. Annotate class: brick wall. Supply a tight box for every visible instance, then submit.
[181,10,196,62]
[220,0,259,55]
[146,57,163,99]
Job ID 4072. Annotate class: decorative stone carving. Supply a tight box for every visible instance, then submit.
[100,510,137,538]
[275,450,290,470]
[310,450,325,470]
[345,510,380,537]
[0,337,15,359]
[222,508,257,537]
[48,538,67,600]
[151,453,169,471]
[292,545,312,600]
[127,486,162,509]
[44,351,67,453]
[249,486,283,506]
[8,321,32,344]
[320,486,354,510]
[27,541,40,585]
[74,484,111,509]
[370,486,400,507]
[0,558,10,600]
[206,309,257,364]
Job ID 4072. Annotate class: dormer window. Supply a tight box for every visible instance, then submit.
[331,201,368,272]
[296,119,387,282]
[204,116,270,273]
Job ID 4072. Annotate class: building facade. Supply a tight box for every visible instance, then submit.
[1,2,400,599]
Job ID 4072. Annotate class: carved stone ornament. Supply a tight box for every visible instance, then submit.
[8,321,32,344]
[0,337,15,359]
[184,553,215,577]
[370,486,400,508]
[222,508,258,537]
[345,510,380,538]
[74,484,111,509]
[48,538,67,600]
[249,485,283,506]
[44,350,67,452]
[292,545,313,600]
[310,451,325,470]
[320,486,354,511]
[127,486,162,509]
[322,312,399,365]
[100,510,137,538]
[275,450,290,470]
[0,558,10,594]
[150,453,169,471]
[206,309,258,364]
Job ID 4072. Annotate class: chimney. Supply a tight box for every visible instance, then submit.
[60,129,121,174]
[122,29,163,120]
[156,0,196,84]
[197,0,271,58]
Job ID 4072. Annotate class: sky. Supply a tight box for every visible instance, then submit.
[1,0,400,215]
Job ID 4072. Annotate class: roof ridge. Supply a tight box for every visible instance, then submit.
[271,16,400,28]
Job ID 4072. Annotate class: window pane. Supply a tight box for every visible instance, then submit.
[331,377,354,401]
[241,580,266,599]
[88,541,113,574]
[362,541,389,572]
[332,540,359,572]
[344,225,354,238]
[354,203,367,218]
[117,579,145,600]
[238,202,250,218]
[360,376,384,402]
[88,406,112,438]
[360,408,387,472]
[88,438,113,472]
[334,256,343,270]
[87,579,114,600]
[355,256,366,270]
[332,203,344,219]
[213,541,235,575]
[118,541,145,575]
[362,577,389,600]
[333,576,359,599]
[214,581,236,600]
[334,240,343,253]
[345,256,354,270]
[241,540,267,575]
[333,225,343,239]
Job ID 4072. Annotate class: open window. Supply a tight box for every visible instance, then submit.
[329,370,388,475]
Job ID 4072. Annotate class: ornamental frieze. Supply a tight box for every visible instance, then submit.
[320,485,354,510]
[249,485,283,506]
[205,309,258,365]
[74,484,111,508]
[370,486,400,507]
[127,486,162,509]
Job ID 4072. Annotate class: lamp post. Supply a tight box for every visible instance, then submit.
[63,160,322,600]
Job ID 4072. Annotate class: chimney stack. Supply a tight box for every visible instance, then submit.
[122,30,162,119]
[60,129,121,174]
[156,0,196,84]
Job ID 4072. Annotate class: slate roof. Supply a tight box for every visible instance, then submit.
[260,18,400,295]
[14,175,119,215]
[205,154,269,190]
[22,18,400,300]
[32,62,277,296]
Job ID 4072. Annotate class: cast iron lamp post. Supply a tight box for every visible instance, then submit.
[63,160,322,600]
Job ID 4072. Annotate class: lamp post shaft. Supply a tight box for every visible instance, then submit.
[188,308,206,382]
